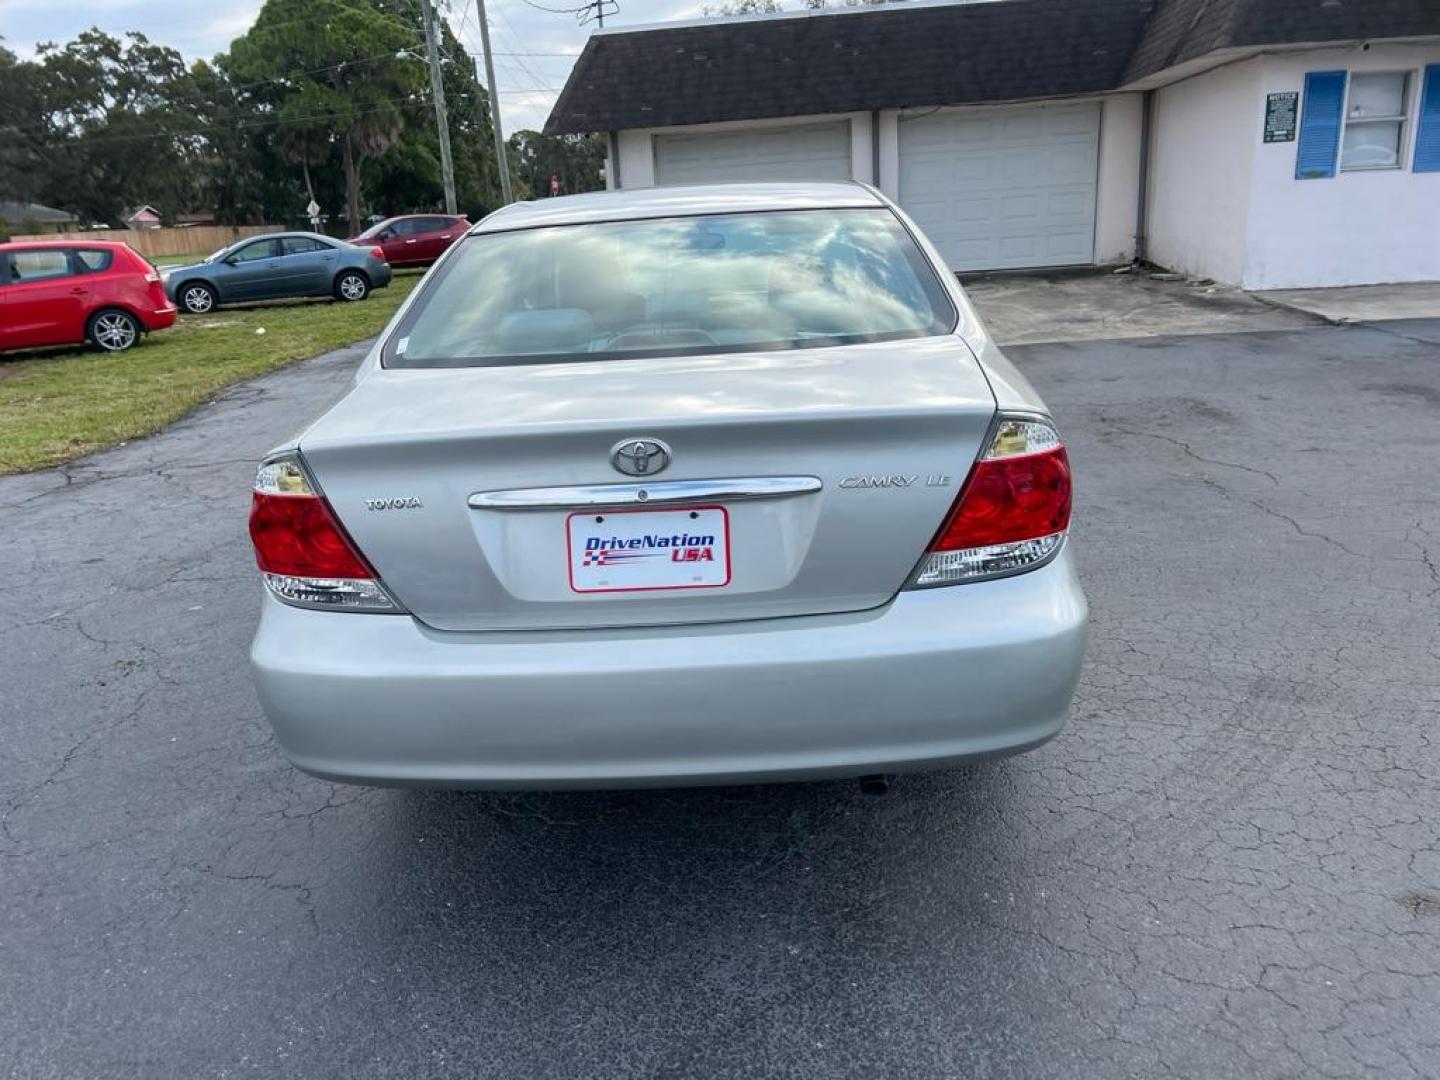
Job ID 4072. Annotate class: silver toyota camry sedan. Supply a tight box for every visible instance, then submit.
[248,182,1087,789]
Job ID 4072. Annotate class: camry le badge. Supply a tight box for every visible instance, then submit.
[611,437,672,477]
[839,474,952,489]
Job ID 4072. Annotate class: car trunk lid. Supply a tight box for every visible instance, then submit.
[298,336,995,631]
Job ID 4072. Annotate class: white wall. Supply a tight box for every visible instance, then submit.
[603,43,1440,286]
[1094,94,1144,264]
[1147,58,1262,284]
[616,127,657,188]
[1146,43,1440,289]
[1244,43,1440,289]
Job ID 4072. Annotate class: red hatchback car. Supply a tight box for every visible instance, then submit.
[350,214,469,268]
[0,241,176,354]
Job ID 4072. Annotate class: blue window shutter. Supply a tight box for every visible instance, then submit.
[1295,70,1346,179]
[1414,64,1440,172]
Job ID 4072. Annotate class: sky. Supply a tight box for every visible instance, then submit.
[0,0,710,132]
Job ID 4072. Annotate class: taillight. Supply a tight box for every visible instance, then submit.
[369,246,386,262]
[249,455,398,611]
[911,416,1072,587]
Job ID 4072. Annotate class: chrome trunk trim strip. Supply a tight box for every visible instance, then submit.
[469,476,822,511]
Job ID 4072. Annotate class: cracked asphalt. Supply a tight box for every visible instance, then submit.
[2,320,1438,1079]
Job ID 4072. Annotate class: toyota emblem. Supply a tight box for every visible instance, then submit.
[610,437,672,477]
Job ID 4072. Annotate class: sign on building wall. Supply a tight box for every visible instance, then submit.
[1264,92,1298,142]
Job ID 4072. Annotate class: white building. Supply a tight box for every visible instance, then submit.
[545,0,1440,290]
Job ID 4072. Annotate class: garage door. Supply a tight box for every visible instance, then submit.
[898,104,1099,271]
[654,121,852,186]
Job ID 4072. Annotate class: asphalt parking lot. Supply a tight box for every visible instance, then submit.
[3,318,1438,1079]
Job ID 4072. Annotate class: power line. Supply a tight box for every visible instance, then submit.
[224,50,427,95]
[8,76,546,151]
[451,0,477,42]
[576,0,619,27]
[515,0,616,27]
[485,5,558,93]
[516,0,591,13]
[11,92,437,148]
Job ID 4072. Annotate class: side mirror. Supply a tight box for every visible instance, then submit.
[223,256,240,266]
[375,229,393,240]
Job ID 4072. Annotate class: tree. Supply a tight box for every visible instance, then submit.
[184,58,308,225]
[2,3,514,230]
[0,43,44,203]
[223,0,426,229]
[2,31,200,224]
[505,130,607,201]
[364,0,504,220]
[702,0,781,15]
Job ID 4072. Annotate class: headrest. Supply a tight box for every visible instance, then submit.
[495,308,595,354]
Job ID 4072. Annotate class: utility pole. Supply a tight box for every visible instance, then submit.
[475,0,513,205]
[421,0,458,215]
[578,0,617,28]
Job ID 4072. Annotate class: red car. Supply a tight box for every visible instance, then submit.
[0,241,176,354]
[350,214,469,268]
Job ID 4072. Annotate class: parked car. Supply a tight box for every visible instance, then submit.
[163,232,391,314]
[350,214,469,268]
[248,182,1087,791]
[0,240,176,354]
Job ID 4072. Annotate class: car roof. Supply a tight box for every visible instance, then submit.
[239,231,337,242]
[470,181,885,234]
[371,213,465,227]
[0,239,133,252]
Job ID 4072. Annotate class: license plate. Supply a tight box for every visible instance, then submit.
[567,507,731,593]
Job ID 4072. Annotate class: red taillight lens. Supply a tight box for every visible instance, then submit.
[249,491,374,578]
[369,246,386,262]
[248,454,398,611]
[912,416,1072,587]
[932,446,1071,551]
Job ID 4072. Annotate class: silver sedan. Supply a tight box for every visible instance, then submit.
[248,182,1087,789]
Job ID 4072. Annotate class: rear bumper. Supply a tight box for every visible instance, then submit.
[145,305,177,331]
[250,548,1088,789]
[369,262,393,288]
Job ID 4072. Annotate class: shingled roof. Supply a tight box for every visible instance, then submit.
[1126,0,1440,81]
[545,0,1440,135]
[0,201,78,226]
[546,0,1154,134]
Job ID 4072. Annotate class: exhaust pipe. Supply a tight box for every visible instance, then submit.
[858,774,892,796]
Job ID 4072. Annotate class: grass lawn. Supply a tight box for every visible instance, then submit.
[0,271,421,475]
[149,252,208,267]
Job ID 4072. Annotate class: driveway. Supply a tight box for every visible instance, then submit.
[961,268,1317,344]
[3,321,1439,1079]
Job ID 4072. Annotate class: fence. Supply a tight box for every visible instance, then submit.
[7,224,279,259]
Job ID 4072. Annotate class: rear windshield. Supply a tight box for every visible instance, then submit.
[383,208,956,369]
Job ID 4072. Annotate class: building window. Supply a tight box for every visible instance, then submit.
[1341,72,1410,171]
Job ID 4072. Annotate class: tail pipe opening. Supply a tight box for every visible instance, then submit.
[858,774,892,796]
